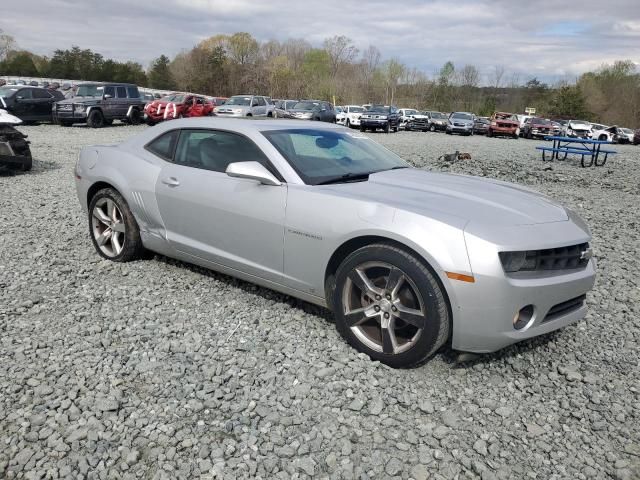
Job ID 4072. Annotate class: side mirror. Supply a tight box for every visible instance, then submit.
[104,94,113,99]
[16,96,23,101]
[226,161,281,186]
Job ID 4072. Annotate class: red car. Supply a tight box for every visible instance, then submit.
[144,94,214,125]
[488,112,520,139]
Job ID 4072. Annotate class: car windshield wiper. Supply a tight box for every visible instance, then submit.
[315,172,372,185]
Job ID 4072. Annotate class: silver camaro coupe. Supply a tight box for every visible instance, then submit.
[75,118,596,367]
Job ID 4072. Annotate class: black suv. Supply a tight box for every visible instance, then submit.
[53,83,145,128]
[360,105,401,133]
[0,85,64,123]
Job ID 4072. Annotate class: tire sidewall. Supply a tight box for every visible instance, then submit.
[332,244,448,368]
[87,109,104,128]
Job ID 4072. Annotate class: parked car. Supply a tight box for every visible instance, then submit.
[550,121,563,136]
[522,117,554,139]
[282,100,336,123]
[213,95,274,117]
[488,112,520,139]
[398,108,419,129]
[446,112,475,136]
[0,108,32,171]
[619,128,634,144]
[144,93,214,125]
[53,82,145,128]
[405,111,432,132]
[273,99,298,118]
[341,105,366,128]
[75,118,596,367]
[634,129,640,145]
[335,106,346,125]
[473,117,490,135]
[562,120,592,138]
[516,114,534,133]
[591,125,632,144]
[0,85,64,123]
[208,97,228,107]
[360,105,401,133]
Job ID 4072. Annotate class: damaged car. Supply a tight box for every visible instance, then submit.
[562,120,592,139]
[0,109,32,171]
[591,125,630,144]
[144,94,214,126]
[488,112,520,139]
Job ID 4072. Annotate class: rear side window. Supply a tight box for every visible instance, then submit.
[33,89,52,99]
[17,89,33,100]
[146,130,179,161]
[116,86,127,98]
[127,86,139,98]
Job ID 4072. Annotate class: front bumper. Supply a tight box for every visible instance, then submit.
[362,119,389,128]
[53,110,88,121]
[447,125,472,133]
[450,222,596,353]
[215,111,246,117]
[490,126,518,135]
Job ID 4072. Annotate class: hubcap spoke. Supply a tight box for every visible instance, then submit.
[111,233,123,254]
[385,267,404,296]
[97,229,111,246]
[348,268,383,299]
[393,303,426,329]
[381,316,396,354]
[107,199,117,222]
[93,207,111,226]
[111,222,126,233]
[344,305,378,327]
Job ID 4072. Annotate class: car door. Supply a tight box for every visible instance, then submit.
[102,86,116,118]
[31,88,54,120]
[254,96,267,116]
[115,86,128,118]
[13,88,34,119]
[154,128,287,282]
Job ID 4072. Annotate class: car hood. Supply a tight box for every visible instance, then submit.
[450,118,473,124]
[568,122,591,129]
[321,169,568,227]
[56,96,101,105]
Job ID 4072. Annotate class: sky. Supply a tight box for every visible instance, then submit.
[2,0,639,83]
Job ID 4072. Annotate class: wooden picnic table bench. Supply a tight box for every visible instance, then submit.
[536,136,617,167]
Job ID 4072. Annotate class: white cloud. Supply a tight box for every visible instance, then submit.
[1,0,638,80]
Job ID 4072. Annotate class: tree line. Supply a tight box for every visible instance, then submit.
[1,29,638,127]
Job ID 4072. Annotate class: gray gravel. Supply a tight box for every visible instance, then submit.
[1,124,639,479]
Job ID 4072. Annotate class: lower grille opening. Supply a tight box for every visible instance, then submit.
[543,295,586,323]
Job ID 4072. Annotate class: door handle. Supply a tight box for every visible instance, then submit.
[161,177,180,187]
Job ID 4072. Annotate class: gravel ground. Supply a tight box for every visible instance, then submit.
[1,123,639,480]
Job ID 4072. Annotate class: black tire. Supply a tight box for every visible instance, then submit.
[21,149,33,171]
[145,118,156,126]
[446,130,452,135]
[384,123,390,134]
[332,243,450,368]
[346,119,351,128]
[128,109,142,125]
[88,188,145,262]
[599,134,607,141]
[59,120,73,127]
[429,124,436,132]
[361,125,366,132]
[87,109,105,128]
[393,125,399,133]
[487,129,493,137]
[103,119,114,126]
[267,111,273,117]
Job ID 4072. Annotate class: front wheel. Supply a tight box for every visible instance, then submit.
[361,125,367,132]
[384,123,390,133]
[429,124,436,132]
[88,188,145,262]
[87,109,104,128]
[332,243,450,368]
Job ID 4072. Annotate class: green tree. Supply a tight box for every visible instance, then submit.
[1,51,39,76]
[148,55,175,89]
[549,85,590,119]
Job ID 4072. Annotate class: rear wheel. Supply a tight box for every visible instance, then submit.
[87,109,104,128]
[384,123,390,133]
[332,243,450,368]
[88,188,145,262]
[487,129,493,137]
[361,125,367,132]
[128,109,142,125]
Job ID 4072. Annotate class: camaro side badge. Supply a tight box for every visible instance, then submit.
[580,248,593,261]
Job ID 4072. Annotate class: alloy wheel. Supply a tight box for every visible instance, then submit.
[91,198,126,257]
[341,261,426,354]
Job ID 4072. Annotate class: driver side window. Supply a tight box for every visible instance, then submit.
[173,129,271,174]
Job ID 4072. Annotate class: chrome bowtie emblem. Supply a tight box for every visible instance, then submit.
[580,248,593,261]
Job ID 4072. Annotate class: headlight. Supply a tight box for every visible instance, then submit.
[499,251,536,272]
[491,121,497,126]
[74,105,86,113]
[379,115,388,120]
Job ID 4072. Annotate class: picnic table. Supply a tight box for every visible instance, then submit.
[536,136,617,167]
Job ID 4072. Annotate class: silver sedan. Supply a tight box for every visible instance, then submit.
[75,118,596,368]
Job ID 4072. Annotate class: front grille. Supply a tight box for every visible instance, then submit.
[543,295,586,323]
[411,119,429,127]
[499,243,591,272]
[58,104,72,111]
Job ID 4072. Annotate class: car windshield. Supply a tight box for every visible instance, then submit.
[293,101,319,110]
[76,85,104,97]
[349,106,365,113]
[451,113,472,120]
[621,128,633,134]
[533,118,552,125]
[225,96,252,106]
[367,106,390,113]
[262,128,409,185]
[495,113,517,121]
[476,118,490,124]
[405,110,418,115]
[0,86,19,97]
[431,112,447,119]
